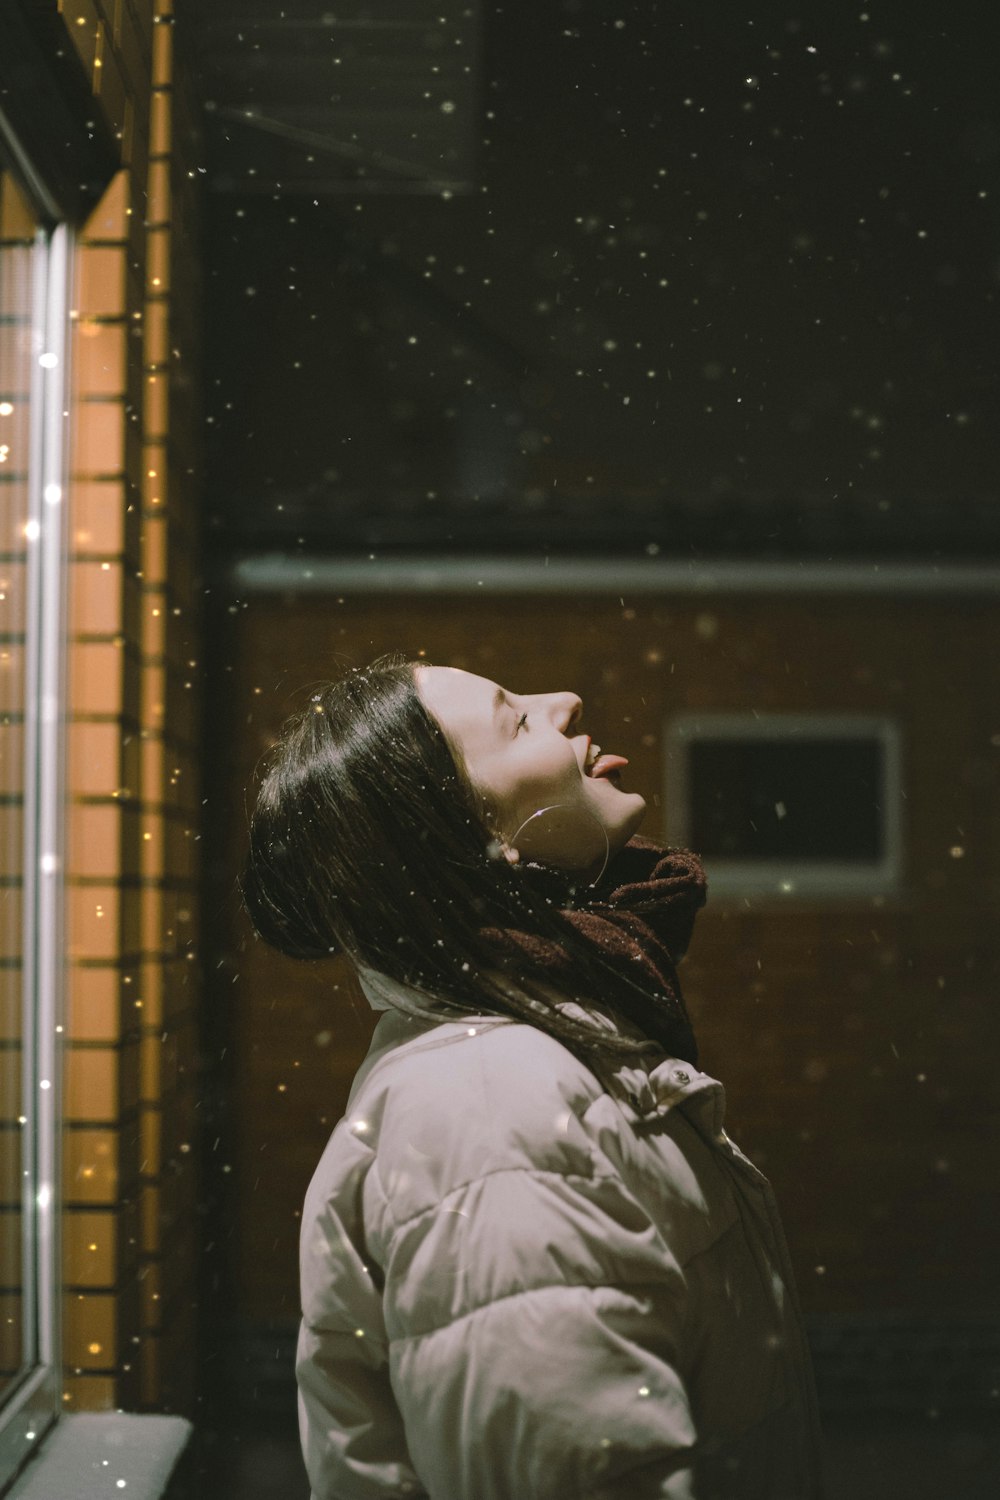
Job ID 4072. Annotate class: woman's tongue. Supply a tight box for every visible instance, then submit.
[591,753,629,779]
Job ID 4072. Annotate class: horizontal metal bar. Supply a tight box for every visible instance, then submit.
[229,553,1000,597]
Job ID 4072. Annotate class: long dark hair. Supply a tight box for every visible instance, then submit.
[240,652,679,1063]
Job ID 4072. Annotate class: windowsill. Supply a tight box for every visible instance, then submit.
[6,1413,192,1500]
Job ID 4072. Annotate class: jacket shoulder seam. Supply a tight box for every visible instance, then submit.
[388,1162,617,1234]
[389,1275,684,1346]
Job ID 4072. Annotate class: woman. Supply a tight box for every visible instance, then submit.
[241,652,828,1500]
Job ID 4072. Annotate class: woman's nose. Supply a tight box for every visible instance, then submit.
[556,693,583,732]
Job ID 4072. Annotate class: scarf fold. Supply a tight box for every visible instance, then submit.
[481,835,707,1067]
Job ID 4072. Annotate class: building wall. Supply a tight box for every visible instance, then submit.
[60,0,203,1414]
[212,589,1000,1383]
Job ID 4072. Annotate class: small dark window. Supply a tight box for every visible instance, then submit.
[688,738,884,862]
[667,714,901,898]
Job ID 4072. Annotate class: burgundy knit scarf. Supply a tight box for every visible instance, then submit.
[481,835,707,1067]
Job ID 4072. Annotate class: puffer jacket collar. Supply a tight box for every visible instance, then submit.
[353,960,732,1154]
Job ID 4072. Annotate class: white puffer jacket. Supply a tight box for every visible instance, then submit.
[297,968,829,1500]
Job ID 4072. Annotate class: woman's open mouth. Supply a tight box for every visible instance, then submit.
[584,740,629,782]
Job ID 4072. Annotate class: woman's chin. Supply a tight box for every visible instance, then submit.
[610,789,647,847]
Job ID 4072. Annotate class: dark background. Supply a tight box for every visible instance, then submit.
[186,0,1000,558]
[170,4,1000,1496]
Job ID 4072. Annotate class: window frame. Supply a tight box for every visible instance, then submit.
[665,711,904,902]
[0,169,71,1490]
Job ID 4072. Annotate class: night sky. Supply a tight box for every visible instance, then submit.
[199,1,1000,554]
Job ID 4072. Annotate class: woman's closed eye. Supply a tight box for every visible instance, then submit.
[514,712,528,736]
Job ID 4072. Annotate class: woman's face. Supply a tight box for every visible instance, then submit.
[415,665,646,874]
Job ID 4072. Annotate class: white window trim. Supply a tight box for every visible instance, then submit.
[0,216,71,1492]
[230,553,1000,596]
[665,711,903,902]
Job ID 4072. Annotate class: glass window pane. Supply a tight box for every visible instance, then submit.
[688,737,886,862]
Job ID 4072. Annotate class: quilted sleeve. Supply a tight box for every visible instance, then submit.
[380,1149,702,1499]
[296,1140,428,1500]
[296,1319,427,1500]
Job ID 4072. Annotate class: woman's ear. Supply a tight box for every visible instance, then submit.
[485,836,520,866]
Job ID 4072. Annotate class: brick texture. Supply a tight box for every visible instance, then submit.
[62,0,203,1416]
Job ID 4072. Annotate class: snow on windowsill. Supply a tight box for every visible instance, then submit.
[5,1413,192,1500]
